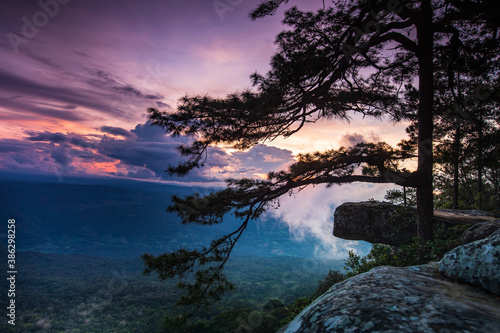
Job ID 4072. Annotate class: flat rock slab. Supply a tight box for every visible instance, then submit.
[333,202,499,246]
[434,210,498,224]
[333,202,413,245]
[281,264,500,333]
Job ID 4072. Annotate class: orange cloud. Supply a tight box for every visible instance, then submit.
[80,161,119,174]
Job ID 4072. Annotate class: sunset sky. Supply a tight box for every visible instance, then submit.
[0,0,417,258]
[0,0,411,184]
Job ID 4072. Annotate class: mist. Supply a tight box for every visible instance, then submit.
[266,182,397,259]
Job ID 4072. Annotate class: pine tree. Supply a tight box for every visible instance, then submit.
[143,0,499,313]
[432,18,500,210]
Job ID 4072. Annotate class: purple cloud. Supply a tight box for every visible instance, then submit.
[0,69,116,116]
[100,126,136,138]
[113,85,164,100]
[0,0,300,182]
[339,132,381,147]
[26,131,95,148]
[0,122,295,182]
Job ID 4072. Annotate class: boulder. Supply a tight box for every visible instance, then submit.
[279,205,500,332]
[455,220,500,246]
[279,264,500,333]
[333,202,416,245]
[440,229,500,295]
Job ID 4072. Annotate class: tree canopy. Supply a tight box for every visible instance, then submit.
[143,0,499,317]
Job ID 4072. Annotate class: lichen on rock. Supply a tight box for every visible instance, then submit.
[440,229,500,295]
[333,201,416,245]
[455,220,500,246]
[280,264,500,332]
[279,205,500,332]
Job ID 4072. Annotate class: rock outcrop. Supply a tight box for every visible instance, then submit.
[333,201,498,246]
[278,205,500,332]
[279,264,500,332]
[333,201,415,245]
[455,220,500,246]
[440,229,500,295]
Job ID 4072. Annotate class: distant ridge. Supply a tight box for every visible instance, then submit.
[0,179,332,258]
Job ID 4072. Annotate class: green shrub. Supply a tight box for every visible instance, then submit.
[343,223,471,277]
[281,297,313,325]
[312,270,347,298]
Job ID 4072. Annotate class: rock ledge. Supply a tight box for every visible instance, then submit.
[280,264,500,332]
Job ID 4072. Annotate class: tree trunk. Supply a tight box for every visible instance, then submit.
[495,170,499,213]
[462,169,475,206]
[477,112,484,210]
[403,186,407,206]
[416,0,434,241]
[453,126,461,210]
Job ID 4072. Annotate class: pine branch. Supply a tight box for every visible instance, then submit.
[142,141,418,315]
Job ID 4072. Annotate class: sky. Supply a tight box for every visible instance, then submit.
[0,0,411,257]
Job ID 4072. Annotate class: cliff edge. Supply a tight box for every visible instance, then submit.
[278,203,500,332]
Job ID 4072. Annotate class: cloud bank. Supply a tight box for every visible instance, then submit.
[0,122,295,183]
[266,182,396,259]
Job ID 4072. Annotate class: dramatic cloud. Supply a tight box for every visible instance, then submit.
[99,126,135,138]
[98,137,182,179]
[26,131,94,148]
[266,183,396,259]
[0,0,409,257]
[131,122,172,142]
[230,144,295,178]
[0,139,63,174]
[0,0,293,138]
[113,85,164,100]
[0,122,295,183]
[86,69,164,101]
[0,69,117,118]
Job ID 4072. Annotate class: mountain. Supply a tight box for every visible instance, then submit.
[0,175,357,332]
[0,178,330,258]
